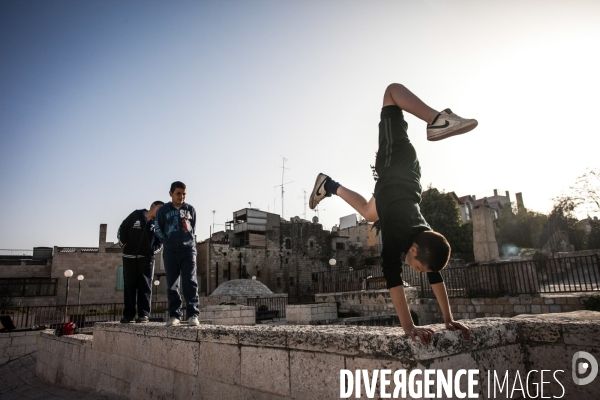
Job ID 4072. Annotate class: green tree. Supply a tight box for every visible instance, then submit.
[420,187,474,261]
[587,218,600,249]
[495,203,548,256]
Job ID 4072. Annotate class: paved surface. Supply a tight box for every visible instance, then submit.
[0,354,125,400]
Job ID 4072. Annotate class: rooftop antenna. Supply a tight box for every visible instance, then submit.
[303,189,307,220]
[212,210,216,234]
[248,202,252,209]
[274,155,294,219]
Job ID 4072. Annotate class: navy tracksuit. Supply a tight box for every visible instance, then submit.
[118,209,163,319]
[154,202,199,319]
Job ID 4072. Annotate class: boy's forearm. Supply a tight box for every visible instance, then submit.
[389,285,415,331]
[431,282,454,323]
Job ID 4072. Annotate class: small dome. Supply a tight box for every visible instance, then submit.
[211,279,273,296]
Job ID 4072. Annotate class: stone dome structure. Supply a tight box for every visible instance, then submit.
[210,279,274,296]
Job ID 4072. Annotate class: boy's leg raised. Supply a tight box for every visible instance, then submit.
[309,173,378,222]
[383,83,478,141]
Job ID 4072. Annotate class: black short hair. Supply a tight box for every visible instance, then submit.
[151,201,164,207]
[170,181,186,193]
[413,231,451,272]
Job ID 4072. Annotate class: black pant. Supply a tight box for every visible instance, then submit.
[122,257,154,319]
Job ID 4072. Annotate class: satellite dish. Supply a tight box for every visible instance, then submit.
[312,216,319,223]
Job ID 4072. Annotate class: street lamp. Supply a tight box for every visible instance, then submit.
[329,258,336,267]
[77,275,84,306]
[64,269,73,305]
[153,279,160,302]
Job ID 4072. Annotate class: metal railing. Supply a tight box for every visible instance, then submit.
[0,249,34,257]
[313,254,600,298]
[0,301,178,330]
[246,296,288,319]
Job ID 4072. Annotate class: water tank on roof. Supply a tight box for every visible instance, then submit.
[33,247,53,260]
[312,216,319,223]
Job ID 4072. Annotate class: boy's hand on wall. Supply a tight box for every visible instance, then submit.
[182,219,191,231]
[404,325,435,345]
[445,320,472,340]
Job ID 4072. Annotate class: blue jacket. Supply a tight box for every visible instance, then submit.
[155,202,197,251]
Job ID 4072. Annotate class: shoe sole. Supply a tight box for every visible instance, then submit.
[428,120,478,141]
[309,173,328,210]
[166,321,181,327]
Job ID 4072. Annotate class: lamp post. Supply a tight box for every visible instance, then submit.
[329,258,336,267]
[77,275,84,306]
[153,279,160,303]
[64,269,73,305]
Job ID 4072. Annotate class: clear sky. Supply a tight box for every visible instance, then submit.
[1,0,599,249]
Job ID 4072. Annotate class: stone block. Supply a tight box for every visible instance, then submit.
[514,305,526,313]
[554,297,568,305]
[563,323,600,346]
[526,344,600,399]
[167,325,201,342]
[508,297,521,305]
[239,326,287,348]
[567,297,582,305]
[290,350,345,399]
[485,298,495,305]
[241,346,290,396]
[532,297,544,305]
[199,342,240,384]
[544,298,555,304]
[520,297,533,305]
[531,305,542,314]
[11,334,38,347]
[496,297,509,304]
[522,322,561,343]
[457,305,467,313]
[197,325,239,345]
[549,305,561,313]
[287,325,360,355]
[197,375,243,400]
[165,338,199,375]
[541,305,550,313]
[492,305,504,313]
[174,371,200,399]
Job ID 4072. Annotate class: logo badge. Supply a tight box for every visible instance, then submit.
[572,351,598,385]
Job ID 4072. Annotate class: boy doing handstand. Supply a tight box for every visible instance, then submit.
[310,83,474,344]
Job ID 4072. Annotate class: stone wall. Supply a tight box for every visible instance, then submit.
[1,330,41,365]
[198,305,255,325]
[286,303,337,325]
[316,290,590,325]
[36,312,600,399]
[316,288,419,317]
[0,261,51,278]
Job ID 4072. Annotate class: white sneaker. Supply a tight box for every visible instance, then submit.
[309,173,330,210]
[427,109,478,141]
[188,316,199,326]
[166,317,181,327]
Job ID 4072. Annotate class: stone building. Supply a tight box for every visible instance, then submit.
[198,208,334,298]
[1,224,171,307]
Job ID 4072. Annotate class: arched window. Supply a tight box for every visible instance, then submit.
[116,266,124,290]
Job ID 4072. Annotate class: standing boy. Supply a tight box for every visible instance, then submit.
[310,83,473,344]
[118,201,164,323]
[154,181,200,326]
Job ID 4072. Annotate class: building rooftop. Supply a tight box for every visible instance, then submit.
[210,278,274,296]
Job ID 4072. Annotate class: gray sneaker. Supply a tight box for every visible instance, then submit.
[188,316,200,326]
[427,109,478,141]
[309,173,330,210]
[166,317,181,327]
